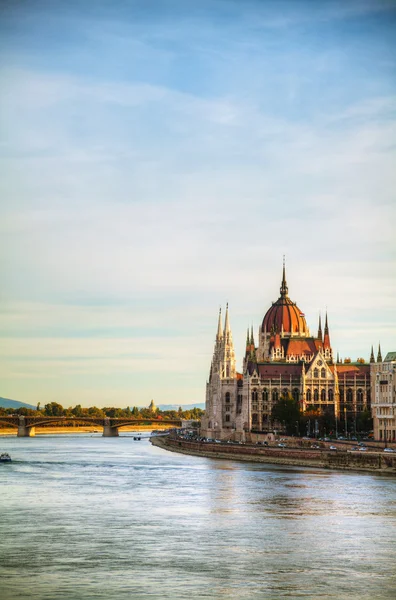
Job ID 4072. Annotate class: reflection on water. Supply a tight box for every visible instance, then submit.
[0,435,395,599]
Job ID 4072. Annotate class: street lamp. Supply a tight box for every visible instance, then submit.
[384,417,387,449]
[344,406,348,438]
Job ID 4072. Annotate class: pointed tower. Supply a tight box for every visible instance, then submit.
[323,311,332,362]
[250,325,256,360]
[209,308,223,382]
[370,345,375,363]
[220,303,236,379]
[377,343,382,363]
[216,308,223,342]
[317,313,323,342]
[280,255,288,298]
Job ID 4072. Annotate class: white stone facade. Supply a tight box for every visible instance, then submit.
[371,352,396,443]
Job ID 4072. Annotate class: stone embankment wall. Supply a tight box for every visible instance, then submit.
[151,437,396,474]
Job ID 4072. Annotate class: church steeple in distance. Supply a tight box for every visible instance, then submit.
[280,256,288,298]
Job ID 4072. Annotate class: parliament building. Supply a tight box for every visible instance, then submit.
[201,263,374,441]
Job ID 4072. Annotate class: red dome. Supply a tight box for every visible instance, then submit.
[261,264,308,335]
[262,296,308,335]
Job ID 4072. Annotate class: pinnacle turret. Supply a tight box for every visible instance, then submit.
[370,345,375,363]
[216,308,223,341]
[224,302,230,334]
[377,343,382,363]
[318,313,323,342]
[280,256,288,297]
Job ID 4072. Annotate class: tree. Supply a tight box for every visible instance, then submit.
[356,409,373,433]
[44,402,65,416]
[271,394,300,435]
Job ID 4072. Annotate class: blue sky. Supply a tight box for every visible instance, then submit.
[1,0,395,407]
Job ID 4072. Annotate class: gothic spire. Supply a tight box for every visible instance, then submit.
[370,345,375,363]
[224,302,230,334]
[377,343,382,363]
[323,310,331,349]
[216,307,223,341]
[280,255,288,297]
[318,313,323,342]
[250,325,254,345]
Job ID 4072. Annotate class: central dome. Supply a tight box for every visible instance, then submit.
[261,265,308,335]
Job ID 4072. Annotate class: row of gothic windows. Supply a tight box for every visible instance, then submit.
[251,388,300,403]
[339,388,366,402]
[306,389,334,402]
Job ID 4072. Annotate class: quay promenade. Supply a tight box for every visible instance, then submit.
[151,435,396,474]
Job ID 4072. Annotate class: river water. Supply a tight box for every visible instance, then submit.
[0,434,395,600]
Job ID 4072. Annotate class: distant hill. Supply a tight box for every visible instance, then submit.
[0,397,37,410]
[157,403,205,411]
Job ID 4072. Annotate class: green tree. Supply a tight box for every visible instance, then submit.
[356,409,373,433]
[271,394,300,435]
[44,402,65,416]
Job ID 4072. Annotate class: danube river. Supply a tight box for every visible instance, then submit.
[1,434,395,600]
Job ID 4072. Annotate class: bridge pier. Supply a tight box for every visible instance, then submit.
[103,419,119,437]
[18,417,35,437]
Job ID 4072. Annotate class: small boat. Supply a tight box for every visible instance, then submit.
[0,453,11,462]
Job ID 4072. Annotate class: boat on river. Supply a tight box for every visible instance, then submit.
[0,453,12,462]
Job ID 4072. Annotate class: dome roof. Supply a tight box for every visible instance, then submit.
[261,265,308,335]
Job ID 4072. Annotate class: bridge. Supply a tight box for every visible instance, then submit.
[0,416,182,437]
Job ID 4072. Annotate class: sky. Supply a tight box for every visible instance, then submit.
[1,0,395,408]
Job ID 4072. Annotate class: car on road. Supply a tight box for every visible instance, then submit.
[383,448,395,453]
[278,443,286,448]
[359,447,367,451]
[329,446,337,451]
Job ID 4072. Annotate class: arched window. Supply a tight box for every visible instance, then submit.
[357,389,363,403]
[252,413,258,425]
[314,389,319,401]
[262,389,268,402]
[321,368,326,378]
[225,392,230,403]
[209,421,212,429]
[321,389,326,401]
[328,389,334,402]
[314,368,319,378]
[251,389,258,402]
[293,388,299,402]
[347,388,353,403]
[225,414,230,422]
[272,389,279,403]
[282,388,288,398]
[306,389,312,402]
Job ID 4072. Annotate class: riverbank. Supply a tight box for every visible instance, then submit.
[151,436,396,474]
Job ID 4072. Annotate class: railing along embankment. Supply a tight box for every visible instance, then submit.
[151,436,396,474]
